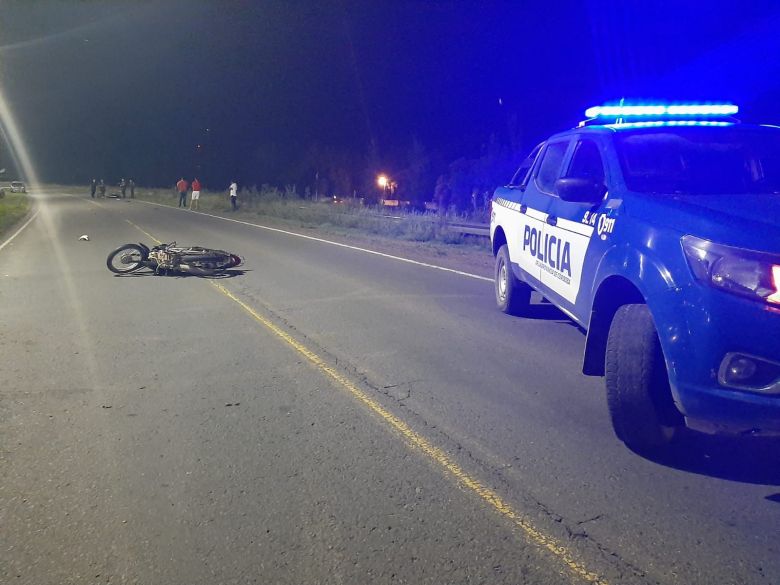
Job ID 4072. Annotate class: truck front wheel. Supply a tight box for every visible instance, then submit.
[605,304,681,453]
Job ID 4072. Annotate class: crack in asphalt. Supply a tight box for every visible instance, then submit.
[577,514,605,526]
[382,380,418,401]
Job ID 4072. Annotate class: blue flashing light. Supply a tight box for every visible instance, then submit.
[666,105,738,116]
[585,103,738,119]
[605,120,734,129]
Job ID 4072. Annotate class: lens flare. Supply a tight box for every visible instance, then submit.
[0,83,103,388]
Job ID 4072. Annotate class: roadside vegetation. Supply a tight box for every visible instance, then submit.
[134,184,491,249]
[0,191,30,239]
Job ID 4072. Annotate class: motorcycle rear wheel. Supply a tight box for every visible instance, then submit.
[107,244,145,274]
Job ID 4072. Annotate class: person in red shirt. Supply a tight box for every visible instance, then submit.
[190,178,202,210]
[176,177,188,207]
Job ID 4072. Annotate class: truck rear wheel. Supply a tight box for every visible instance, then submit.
[605,304,681,453]
[495,244,531,315]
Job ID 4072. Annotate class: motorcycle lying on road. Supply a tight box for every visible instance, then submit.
[106,241,242,275]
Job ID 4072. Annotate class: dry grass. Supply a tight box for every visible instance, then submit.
[0,191,30,239]
[135,185,489,250]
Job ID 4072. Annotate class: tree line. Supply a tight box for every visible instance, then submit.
[287,119,527,215]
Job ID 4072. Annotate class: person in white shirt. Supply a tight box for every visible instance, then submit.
[229,181,238,211]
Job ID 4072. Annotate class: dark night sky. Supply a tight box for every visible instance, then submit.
[2,0,780,192]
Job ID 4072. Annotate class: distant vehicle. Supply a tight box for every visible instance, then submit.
[10,181,26,193]
[490,102,780,453]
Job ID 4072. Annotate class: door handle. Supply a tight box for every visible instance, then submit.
[546,215,558,226]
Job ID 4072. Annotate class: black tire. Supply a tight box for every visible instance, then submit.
[107,244,145,274]
[495,244,531,315]
[605,304,682,453]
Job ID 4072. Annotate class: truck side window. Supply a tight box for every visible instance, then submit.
[509,143,543,188]
[567,139,605,183]
[535,141,569,193]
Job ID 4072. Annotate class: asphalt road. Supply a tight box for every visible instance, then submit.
[1,189,778,585]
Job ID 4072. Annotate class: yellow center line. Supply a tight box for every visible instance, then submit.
[125,221,608,585]
[125,220,161,243]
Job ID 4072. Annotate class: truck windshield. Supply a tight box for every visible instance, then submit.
[615,127,780,194]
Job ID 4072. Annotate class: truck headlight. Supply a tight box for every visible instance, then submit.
[682,235,780,305]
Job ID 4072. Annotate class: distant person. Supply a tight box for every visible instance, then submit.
[228,180,238,211]
[176,177,188,207]
[190,177,201,210]
[129,178,135,198]
[90,179,97,198]
[98,179,106,198]
[120,178,127,198]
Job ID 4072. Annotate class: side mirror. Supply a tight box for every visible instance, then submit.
[555,177,606,203]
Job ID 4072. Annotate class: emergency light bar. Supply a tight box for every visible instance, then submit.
[585,103,739,118]
[604,120,733,129]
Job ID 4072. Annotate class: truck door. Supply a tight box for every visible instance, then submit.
[543,137,608,317]
[513,138,571,289]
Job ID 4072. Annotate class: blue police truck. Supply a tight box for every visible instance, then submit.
[490,103,780,452]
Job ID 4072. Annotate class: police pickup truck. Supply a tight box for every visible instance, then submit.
[490,103,780,452]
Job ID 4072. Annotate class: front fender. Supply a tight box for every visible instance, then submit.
[583,241,691,402]
[590,241,680,305]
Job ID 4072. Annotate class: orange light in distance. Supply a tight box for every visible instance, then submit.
[769,265,780,304]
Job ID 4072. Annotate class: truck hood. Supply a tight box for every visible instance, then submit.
[625,192,780,253]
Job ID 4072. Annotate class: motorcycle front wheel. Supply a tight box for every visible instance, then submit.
[107,244,146,274]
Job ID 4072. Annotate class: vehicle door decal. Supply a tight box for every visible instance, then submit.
[525,207,548,222]
[493,197,522,212]
[538,215,595,303]
[517,206,550,281]
[582,210,616,240]
[559,215,595,237]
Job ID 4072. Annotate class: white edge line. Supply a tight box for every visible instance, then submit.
[134,199,493,282]
[0,207,40,253]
